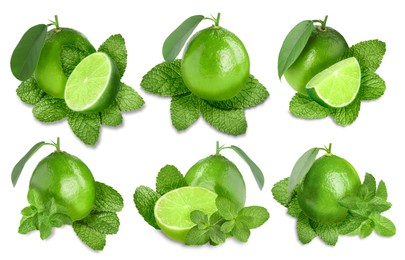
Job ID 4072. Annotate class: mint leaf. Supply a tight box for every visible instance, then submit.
[287,196,302,218]
[185,226,210,245]
[19,215,38,234]
[237,206,269,229]
[101,102,122,127]
[216,197,239,221]
[232,221,250,242]
[16,77,45,105]
[27,189,46,210]
[170,94,201,131]
[297,212,316,244]
[314,223,339,246]
[133,186,161,229]
[360,72,386,100]
[33,96,68,122]
[39,221,52,240]
[49,213,72,228]
[359,219,374,238]
[208,75,269,110]
[209,225,226,245]
[190,210,209,229]
[330,97,361,126]
[209,211,225,226]
[200,100,247,136]
[155,165,187,195]
[140,60,190,96]
[72,221,106,251]
[376,180,388,200]
[98,34,127,77]
[338,213,366,235]
[369,212,396,237]
[115,83,144,112]
[343,40,386,73]
[60,46,89,77]
[271,178,289,207]
[339,195,362,210]
[67,112,101,146]
[221,220,235,233]
[367,196,391,213]
[21,205,37,216]
[289,93,329,119]
[81,212,119,235]
[93,182,124,213]
[359,173,376,201]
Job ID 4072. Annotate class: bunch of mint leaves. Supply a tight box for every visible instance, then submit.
[19,182,123,251]
[289,40,386,126]
[15,34,144,146]
[133,164,269,245]
[140,60,268,135]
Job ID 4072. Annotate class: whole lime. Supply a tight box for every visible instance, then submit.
[181,26,250,101]
[29,151,96,221]
[184,155,246,209]
[35,28,96,98]
[284,26,348,95]
[298,155,361,224]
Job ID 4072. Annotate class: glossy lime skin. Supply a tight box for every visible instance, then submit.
[29,152,96,221]
[284,26,348,95]
[181,27,250,101]
[35,28,96,98]
[298,155,361,224]
[184,155,246,209]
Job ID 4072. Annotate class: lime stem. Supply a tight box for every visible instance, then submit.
[45,137,61,152]
[320,143,333,156]
[215,13,221,27]
[320,15,328,30]
[205,12,221,28]
[54,15,59,29]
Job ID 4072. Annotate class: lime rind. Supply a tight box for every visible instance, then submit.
[306,57,361,108]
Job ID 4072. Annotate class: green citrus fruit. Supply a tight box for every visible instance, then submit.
[181,26,250,101]
[154,186,217,242]
[184,155,246,209]
[284,26,348,95]
[298,154,361,224]
[35,28,96,98]
[29,151,96,221]
[65,52,120,113]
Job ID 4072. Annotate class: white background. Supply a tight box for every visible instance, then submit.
[0,0,403,258]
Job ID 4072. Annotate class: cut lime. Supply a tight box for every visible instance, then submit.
[65,52,120,113]
[154,186,217,242]
[306,57,361,108]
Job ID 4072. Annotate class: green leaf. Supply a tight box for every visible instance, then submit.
[98,34,127,77]
[315,223,339,246]
[338,213,366,235]
[155,165,187,195]
[232,221,251,242]
[221,220,235,234]
[73,221,106,251]
[190,210,209,229]
[101,102,123,127]
[343,40,386,73]
[19,215,38,234]
[39,221,52,240]
[216,197,239,221]
[330,97,361,126]
[359,173,376,201]
[209,225,226,245]
[278,20,314,79]
[297,212,316,244]
[93,182,124,213]
[287,196,302,218]
[359,219,374,238]
[27,189,46,209]
[226,145,265,190]
[185,226,210,245]
[49,213,71,227]
[11,141,47,186]
[289,93,329,119]
[369,212,396,237]
[162,15,205,62]
[11,24,47,81]
[140,60,190,96]
[271,178,290,207]
[360,72,386,101]
[21,205,37,217]
[60,46,89,77]
[376,180,388,200]
[367,197,391,213]
[115,83,144,112]
[33,96,68,122]
[238,206,269,229]
[208,75,269,110]
[16,77,45,105]
[209,211,225,226]
[170,94,201,131]
[67,112,101,146]
[200,100,247,136]
[288,147,319,197]
[81,212,120,235]
[339,195,362,211]
[133,186,161,229]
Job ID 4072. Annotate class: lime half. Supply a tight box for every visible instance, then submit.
[65,52,120,113]
[306,57,361,108]
[154,186,217,242]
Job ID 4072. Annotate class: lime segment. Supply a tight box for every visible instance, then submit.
[65,52,119,113]
[306,57,361,108]
[154,186,217,242]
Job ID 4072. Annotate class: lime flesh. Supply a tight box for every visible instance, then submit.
[306,57,361,108]
[154,186,217,242]
[65,52,119,113]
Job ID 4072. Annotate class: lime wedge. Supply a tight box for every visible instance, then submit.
[65,52,120,113]
[154,186,217,242]
[306,57,361,108]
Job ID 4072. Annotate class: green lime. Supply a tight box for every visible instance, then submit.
[284,26,348,95]
[298,154,361,224]
[181,26,250,101]
[184,155,246,210]
[65,52,120,113]
[154,186,217,242]
[35,28,96,98]
[29,151,96,221]
[306,57,361,108]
